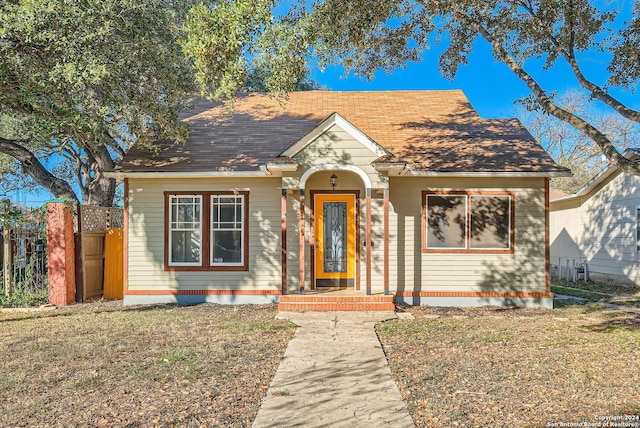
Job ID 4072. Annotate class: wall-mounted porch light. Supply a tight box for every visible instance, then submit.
[330,172,338,190]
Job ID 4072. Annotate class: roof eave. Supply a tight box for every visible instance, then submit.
[406,170,572,178]
[260,163,299,176]
[280,112,392,159]
[105,170,268,179]
[373,162,412,176]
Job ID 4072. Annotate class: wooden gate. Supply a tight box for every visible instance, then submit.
[103,228,123,299]
[75,205,124,301]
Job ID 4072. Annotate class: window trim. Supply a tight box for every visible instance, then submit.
[164,191,249,271]
[167,194,203,267]
[422,190,515,254]
[210,194,245,267]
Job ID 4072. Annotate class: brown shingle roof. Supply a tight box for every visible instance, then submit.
[116,90,569,174]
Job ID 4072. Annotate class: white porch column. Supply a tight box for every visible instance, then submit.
[366,187,372,295]
[383,187,390,295]
[299,189,305,294]
[281,189,287,295]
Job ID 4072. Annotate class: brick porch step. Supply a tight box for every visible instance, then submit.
[278,294,396,312]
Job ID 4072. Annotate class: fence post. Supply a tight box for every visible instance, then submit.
[557,257,562,279]
[2,224,11,296]
[47,202,76,306]
[584,262,589,282]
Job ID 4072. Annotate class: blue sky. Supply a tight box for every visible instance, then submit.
[310,36,639,119]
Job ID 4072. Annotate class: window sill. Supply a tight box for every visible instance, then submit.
[165,265,249,272]
[422,248,514,255]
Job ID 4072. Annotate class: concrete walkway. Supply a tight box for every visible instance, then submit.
[252,311,415,428]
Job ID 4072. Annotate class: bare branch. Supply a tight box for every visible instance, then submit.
[452,8,640,176]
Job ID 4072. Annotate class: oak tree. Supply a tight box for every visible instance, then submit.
[0,0,194,206]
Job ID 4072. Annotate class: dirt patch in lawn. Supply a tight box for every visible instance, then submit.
[377,305,640,427]
[0,301,296,427]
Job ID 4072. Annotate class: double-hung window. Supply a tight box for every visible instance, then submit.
[211,195,244,266]
[168,195,202,266]
[165,191,248,270]
[423,191,514,253]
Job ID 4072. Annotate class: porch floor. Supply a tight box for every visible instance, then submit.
[278,288,396,312]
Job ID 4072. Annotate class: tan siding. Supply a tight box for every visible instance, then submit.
[128,171,550,294]
[290,124,387,188]
[389,177,548,293]
[127,178,283,291]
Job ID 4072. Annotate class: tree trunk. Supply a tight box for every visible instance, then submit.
[83,142,117,207]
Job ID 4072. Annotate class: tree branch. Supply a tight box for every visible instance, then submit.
[564,44,640,123]
[451,8,640,175]
[0,137,79,202]
[516,0,640,123]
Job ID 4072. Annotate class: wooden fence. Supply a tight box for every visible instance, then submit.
[75,205,124,301]
[0,201,125,304]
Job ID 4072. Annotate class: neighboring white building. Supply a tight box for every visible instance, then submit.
[550,149,640,287]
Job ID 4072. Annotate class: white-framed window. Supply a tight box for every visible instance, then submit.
[165,191,249,271]
[211,194,244,266]
[423,191,514,253]
[168,195,202,266]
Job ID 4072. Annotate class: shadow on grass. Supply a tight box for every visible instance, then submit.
[579,316,640,333]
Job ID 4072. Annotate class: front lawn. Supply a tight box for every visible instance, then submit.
[552,279,640,308]
[377,305,640,427]
[0,302,296,427]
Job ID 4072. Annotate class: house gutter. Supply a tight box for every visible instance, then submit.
[108,168,570,180]
[374,161,571,178]
[260,163,299,176]
[405,170,572,178]
[104,170,269,179]
[550,166,620,204]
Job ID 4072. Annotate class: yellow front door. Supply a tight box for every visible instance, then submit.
[314,193,356,287]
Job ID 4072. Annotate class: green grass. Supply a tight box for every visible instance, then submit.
[552,279,640,308]
[0,287,48,308]
[552,285,606,301]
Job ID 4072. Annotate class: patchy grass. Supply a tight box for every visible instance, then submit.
[552,279,640,308]
[377,305,640,427]
[0,287,48,308]
[0,301,296,427]
[552,285,607,302]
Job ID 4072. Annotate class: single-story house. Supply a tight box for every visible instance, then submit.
[109,90,570,308]
[550,148,640,286]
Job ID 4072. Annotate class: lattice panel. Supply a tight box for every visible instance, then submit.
[109,208,124,229]
[79,206,124,232]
